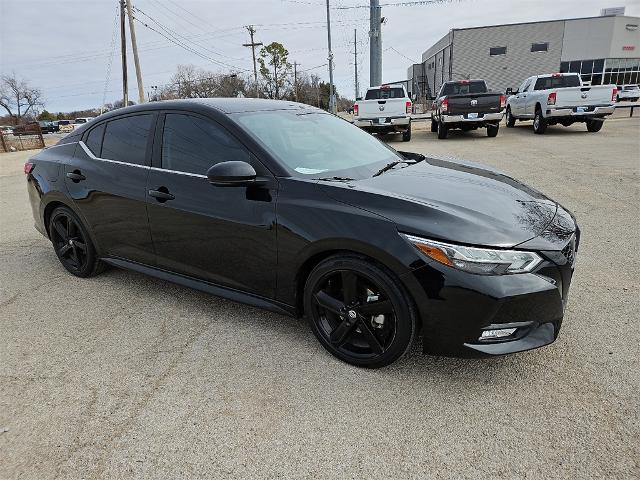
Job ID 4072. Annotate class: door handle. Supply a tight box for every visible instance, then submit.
[66,171,86,182]
[148,188,175,202]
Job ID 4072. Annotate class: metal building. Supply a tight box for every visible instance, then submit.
[407,14,640,99]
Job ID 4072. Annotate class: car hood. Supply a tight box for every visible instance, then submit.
[320,156,564,248]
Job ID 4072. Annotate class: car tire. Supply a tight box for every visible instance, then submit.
[616,95,620,102]
[506,107,516,128]
[487,123,499,137]
[49,206,105,278]
[402,122,412,142]
[430,118,438,132]
[437,119,448,139]
[533,108,547,134]
[586,119,604,132]
[304,254,417,368]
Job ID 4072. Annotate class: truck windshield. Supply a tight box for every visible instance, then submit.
[534,75,581,90]
[441,81,486,96]
[234,110,401,179]
[365,87,405,99]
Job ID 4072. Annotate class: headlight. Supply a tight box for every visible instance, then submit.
[402,234,543,275]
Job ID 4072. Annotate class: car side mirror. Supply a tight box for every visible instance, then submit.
[356,97,362,101]
[207,161,262,187]
[505,88,514,95]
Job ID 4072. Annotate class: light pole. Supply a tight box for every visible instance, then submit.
[326,0,336,114]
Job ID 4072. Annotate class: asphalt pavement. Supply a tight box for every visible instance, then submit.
[1,113,638,479]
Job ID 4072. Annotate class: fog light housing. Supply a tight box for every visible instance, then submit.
[480,328,517,340]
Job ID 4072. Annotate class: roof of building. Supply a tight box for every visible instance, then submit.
[450,14,638,33]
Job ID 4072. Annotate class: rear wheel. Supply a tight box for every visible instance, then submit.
[304,255,416,368]
[533,108,547,134]
[437,119,448,139]
[586,119,604,132]
[430,118,438,132]
[402,122,412,142]
[506,107,516,127]
[49,206,104,277]
[487,123,499,137]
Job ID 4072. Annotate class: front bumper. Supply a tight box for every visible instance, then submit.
[546,105,615,117]
[400,233,577,357]
[354,116,410,130]
[442,112,504,123]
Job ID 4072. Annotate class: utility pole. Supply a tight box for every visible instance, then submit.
[369,0,382,86]
[354,29,359,99]
[293,61,298,101]
[125,0,145,103]
[243,26,263,98]
[120,0,128,107]
[325,0,336,114]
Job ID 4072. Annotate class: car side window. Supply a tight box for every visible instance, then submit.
[84,123,105,156]
[161,113,250,175]
[102,114,153,166]
[520,79,531,92]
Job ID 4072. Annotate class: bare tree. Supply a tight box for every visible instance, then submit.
[0,74,44,125]
[159,65,247,99]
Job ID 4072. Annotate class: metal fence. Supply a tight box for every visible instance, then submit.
[0,124,45,152]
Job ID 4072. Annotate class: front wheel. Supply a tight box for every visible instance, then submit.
[487,123,499,137]
[304,255,416,368]
[506,107,516,127]
[533,109,547,134]
[586,119,604,132]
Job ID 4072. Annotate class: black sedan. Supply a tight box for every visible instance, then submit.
[25,99,579,368]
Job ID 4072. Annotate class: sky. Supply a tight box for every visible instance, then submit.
[1,0,639,112]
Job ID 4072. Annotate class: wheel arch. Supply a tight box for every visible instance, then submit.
[42,198,102,254]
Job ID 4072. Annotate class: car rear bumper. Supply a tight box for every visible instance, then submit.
[547,105,615,117]
[354,116,411,130]
[441,112,503,123]
[400,238,576,357]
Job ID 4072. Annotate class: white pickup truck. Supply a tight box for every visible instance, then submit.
[505,73,616,134]
[353,84,412,141]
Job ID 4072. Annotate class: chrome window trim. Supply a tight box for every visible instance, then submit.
[79,140,149,169]
[79,140,207,178]
[149,166,207,179]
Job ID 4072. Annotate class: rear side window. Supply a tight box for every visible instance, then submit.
[365,88,405,99]
[534,75,581,90]
[85,123,105,156]
[101,114,153,166]
[441,81,487,96]
[161,114,250,175]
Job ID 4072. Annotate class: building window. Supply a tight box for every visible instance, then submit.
[560,62,569,73]
[489,46,507,56]
[531,42,548,52]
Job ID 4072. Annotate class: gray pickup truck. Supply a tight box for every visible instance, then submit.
[431,79,505,139]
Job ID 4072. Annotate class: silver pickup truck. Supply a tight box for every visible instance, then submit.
[505,73,616,134]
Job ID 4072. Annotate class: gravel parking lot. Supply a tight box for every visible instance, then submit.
[1,112,639,479]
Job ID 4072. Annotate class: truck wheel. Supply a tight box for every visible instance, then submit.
[533,108,547,134]
[586,119,604,132]
[402,122,412,142]
[430,118,438,132]
[487,123,499,137]
[437,120,448,139]
[506,107,516,128]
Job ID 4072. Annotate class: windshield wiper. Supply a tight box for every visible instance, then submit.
[316,176,355,182]
[372,158,423,177]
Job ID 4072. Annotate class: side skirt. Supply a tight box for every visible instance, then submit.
[102,257,296,317]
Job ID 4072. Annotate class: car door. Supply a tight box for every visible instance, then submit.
[146,111,278,298]
[511,78,531,117]
[64,113,156,265]
[524,78,540,116]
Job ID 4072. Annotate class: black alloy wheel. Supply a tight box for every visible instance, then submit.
[305,255,416,368]
[49,206,104,277]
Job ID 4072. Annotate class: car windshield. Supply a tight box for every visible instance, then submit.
[234,110,402,179]
[441,81,487,96]
[365,87,405,99]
